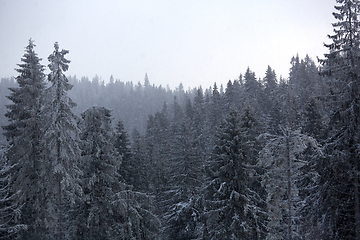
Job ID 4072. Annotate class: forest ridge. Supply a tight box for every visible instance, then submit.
[0,0,360,239]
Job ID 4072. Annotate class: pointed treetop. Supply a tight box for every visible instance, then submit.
[27,38,35,50]
[144,73,150,87]
[48,42,70,73]
[54,42,59,51]
[320,0,360,76]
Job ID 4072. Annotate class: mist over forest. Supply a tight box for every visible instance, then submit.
[0,1,360,239]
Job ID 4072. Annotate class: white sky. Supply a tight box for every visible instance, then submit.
[0,0,335,89]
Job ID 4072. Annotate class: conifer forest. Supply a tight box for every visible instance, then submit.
[1,1,360,239]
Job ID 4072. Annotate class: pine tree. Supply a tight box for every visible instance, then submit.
[319,0,360,238]
[128,128,148,192]
[115,120,132,183]
[258,128,320,240]
[209,83,222,129]
[77,106,121,239]
[302,98,325,141]
[2,39,47,238]
[244,68,262,109]
[204,108,265,239]
[77,106,160,239]
[41,42,82,239]
[162,107,204,240]
[290,55,326,109]
[144,108,171,195]
[263,66,277,96]
[261,66,280,134]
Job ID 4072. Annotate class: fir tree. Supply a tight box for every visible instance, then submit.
[2,39,47,238]
[319,0,360,238]
[263,66,277,95]
[77,106,160,239]
[128,128,148,192]
[115,120,132,183]
[204,108,265,239]
[162,108,204,240]
[77,106,121,239]
[41,42,82,239]
[258,128,320,240]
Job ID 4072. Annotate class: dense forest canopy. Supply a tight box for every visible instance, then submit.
[1,0,360,239]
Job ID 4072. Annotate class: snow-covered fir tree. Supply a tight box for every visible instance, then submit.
[319,0,360,238]
[41,42,82,239]
[76,106,160,239]
[258,128,320,240]
[2,39,47,239]
[204,108,266,239]
[161,106,204,240]
[115,120,133,184]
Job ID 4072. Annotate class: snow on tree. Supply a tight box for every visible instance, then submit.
[41,42,82,239]
[144,107,171,195]
[115,120,133,184]
[203,108,266,239]
[76,106,160,239]
[263,66,277,96]
[0,145,27,238]
[2,39,47,238]
[126,128,149,192]
[258,128,320,240]
[318,0,360,238]
[161,110,204,240]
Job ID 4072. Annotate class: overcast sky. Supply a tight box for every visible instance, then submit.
[1,0,335,89]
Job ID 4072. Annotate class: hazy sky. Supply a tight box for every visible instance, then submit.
[1,0,335,89]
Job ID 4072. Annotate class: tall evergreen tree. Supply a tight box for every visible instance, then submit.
[162,106,204,240]
[319,0,360,238]
[77,106,121,239]
[204,108,265,239]
[290,55,327,109]
[127,128,148,192]
[2,39,47,238]
[115,120,132,183]
[41,42,82,239]
[77,106,160,239]
[258,128,320,240]
[263,66,277,96]
[244,68,262,108]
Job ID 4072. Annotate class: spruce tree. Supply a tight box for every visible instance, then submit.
[115,120,132,183]
[128,128,148,192]
[77,106,160,239]
[258,128,320,240]
[319,0,360,238]
[2,39,47,238]
[77,106,121,239]
[204,108,265,239]
[162,107,203,240]
[41,42,82,239]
